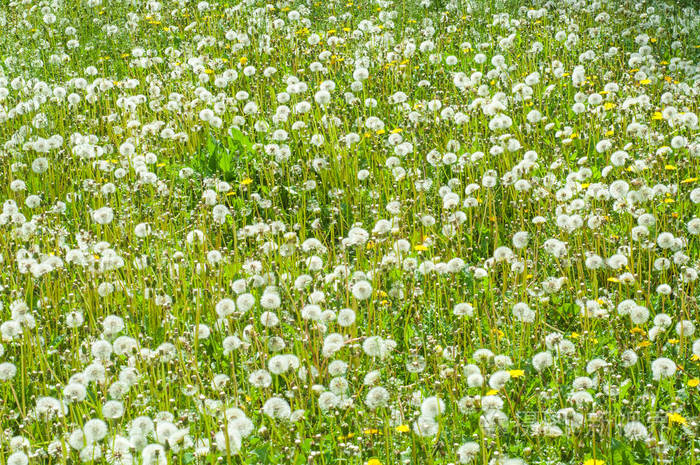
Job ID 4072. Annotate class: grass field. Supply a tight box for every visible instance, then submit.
[0,0,699,463]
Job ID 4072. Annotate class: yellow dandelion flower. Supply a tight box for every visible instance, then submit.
[668,413,686,425]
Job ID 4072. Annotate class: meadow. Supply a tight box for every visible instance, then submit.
[0,0,699,463]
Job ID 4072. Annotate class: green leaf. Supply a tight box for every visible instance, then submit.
[619,380,633,400]
[611,438,637,465]
[229,127,254,153]
[252,444,269,462]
